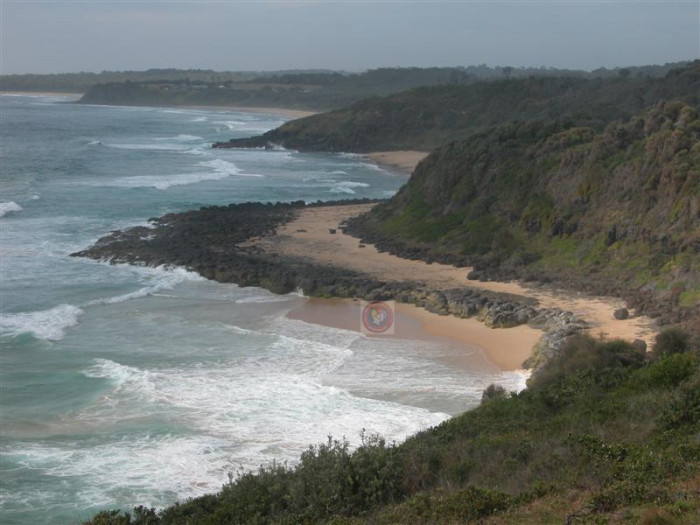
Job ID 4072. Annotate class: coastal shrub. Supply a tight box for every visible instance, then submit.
[653,327,692,357]
[86,506,159,525]
[481,383,509,403]
[629,352,698,390]
[659,376,700,430]
[530,334,644,390]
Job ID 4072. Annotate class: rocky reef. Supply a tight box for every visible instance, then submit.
[72,200,589,378]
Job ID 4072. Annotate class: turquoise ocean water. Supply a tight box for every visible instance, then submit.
[0,95,524,524]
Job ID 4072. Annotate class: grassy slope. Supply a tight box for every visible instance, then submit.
[86,335,700,524]
[217,62,700,152]
[349,102,700,330]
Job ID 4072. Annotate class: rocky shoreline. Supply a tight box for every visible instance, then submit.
[71,200,596,381]
[343,213,699,334]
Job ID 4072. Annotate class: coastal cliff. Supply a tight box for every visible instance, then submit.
[345,102,700,334]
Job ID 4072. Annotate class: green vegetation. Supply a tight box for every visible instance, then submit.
[3,62,683,108]
[0,68,263,94]
[218,61,699,151]
[84,332,700,524]
[76,67,584,112]
[349,99,700,331]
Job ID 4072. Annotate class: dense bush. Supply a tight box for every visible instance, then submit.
[530,334,645,389]
[653,327,693,357]
[481,383,509,403]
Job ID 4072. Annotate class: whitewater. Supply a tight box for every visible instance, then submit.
[0,95,523,524]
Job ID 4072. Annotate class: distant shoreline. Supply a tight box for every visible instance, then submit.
[1,91,83,97]
[181,104,317,119]
[0,92,319,119]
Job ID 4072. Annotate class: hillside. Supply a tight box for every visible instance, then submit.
[0,68,263,94]
[215,61,700,152]
[76,66,490,110]
[345,102,700,332]
[71,63,695,113]
[3,62,685,96]
[86,333,700,524]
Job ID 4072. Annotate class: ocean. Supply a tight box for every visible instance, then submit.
[0,94,524,524]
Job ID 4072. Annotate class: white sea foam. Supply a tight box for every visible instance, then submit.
[330,187,355,194]
[328,181,371,195]
[336,152,365,159]
[0,201,23,217]
[105,143,191,152]
[191,116,208,122]
[200,158,264,177]
[4,434,237,509]
[225,324,255,335]
[214,119,284,133]
[0,304,84,341]
[234,294,300,304]
[338,181,370,188]
[83,359,162,406]
[102,172,231,190]
[86,266,204,306]
[217,119,247,129]
[155,134,203,142]
[79,355,448,450]
[185,147,212,156]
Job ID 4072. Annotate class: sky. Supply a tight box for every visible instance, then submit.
[1,0,698,75]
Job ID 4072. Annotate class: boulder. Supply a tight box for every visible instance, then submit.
[613,308,629,320]
[632,339,648,354]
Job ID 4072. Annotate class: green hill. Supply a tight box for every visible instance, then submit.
[215,61,700,152]
[345,101,700,332]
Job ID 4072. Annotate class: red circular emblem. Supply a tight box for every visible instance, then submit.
[361,302,394,334]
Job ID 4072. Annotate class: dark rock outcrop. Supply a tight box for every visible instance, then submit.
[614,308,630,320]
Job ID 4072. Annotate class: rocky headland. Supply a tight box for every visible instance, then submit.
[72,199,661,382]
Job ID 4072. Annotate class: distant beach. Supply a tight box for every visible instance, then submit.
[366,150,429,173]
[182,105,318,119]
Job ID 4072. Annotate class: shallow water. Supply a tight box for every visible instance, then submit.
[0,95,524,524]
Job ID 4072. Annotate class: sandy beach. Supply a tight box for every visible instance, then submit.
[366,151,429,174]
[250,203,657,371]
[183,104,317,119]
[287,297,540,371]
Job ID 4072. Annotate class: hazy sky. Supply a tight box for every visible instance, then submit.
[1,1,698,74]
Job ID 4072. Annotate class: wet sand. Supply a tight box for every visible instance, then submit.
[287,298,540,371]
